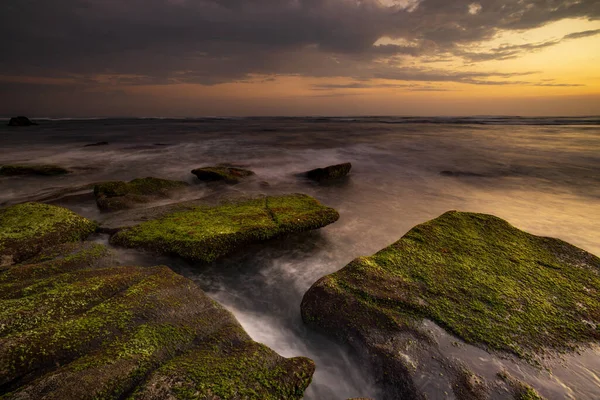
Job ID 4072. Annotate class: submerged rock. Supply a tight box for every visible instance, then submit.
[7,116,37,126]
[0,203,97,266]
[0,164,70,176]
[83,141,109,147]
[0,245,314,399]
[440,170,487,177]
[110,194,339,262]
[94,177,190,211]
[305,162,352,182]
[191,165,255,184]
[301,211,600,399]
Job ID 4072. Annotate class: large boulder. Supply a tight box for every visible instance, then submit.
[0,202,97,266]
[302,211,600,399]
[94,177,190,211]
[110,194,339,262]
[191,165,255,184]
[0,244,314,399]
[305,162,352,182]
[0,164,70,176]
[7,116,37,126]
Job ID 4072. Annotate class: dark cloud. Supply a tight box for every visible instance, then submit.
[0,0,598,87]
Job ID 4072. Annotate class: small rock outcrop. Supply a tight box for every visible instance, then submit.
[83,141,109,147]
[94,177,190,211]
[0,164,70,176]
[302,211,600,399]
[305,162,352,182]
[191,165,255,184]
[7,116,37,126]
[110,194,339,262]
[0,202,97,266]
[0,244,314,399]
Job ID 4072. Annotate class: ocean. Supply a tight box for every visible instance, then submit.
[1,116,599,399]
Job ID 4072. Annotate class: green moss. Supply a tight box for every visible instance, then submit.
[110,194,339,262]
[0,203,97,264]
[498,371,546,400]
[0,164,69,176]
[1,253,315,398]
[191,165,254,184]
[304,211,600,360]
[94,177,189,211]
[131,326,315,400]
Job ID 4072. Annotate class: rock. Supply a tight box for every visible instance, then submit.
[0,245,314,399]
[191,165,255,184]
[110,194,339,262]
[498,371,546,400]
[440,170,487,177]
[94,177,190,212]
[83,141,109,147]
[0,203,97,265]
[305,162,352,182]
[301,211,600,399]
[7,116,37,126]
[0,164,70,176]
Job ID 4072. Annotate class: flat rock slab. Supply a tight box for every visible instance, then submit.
[0,203,97,266]
[302,211,600,399]
[191,165,255,184]
[0,165,69,176]
[0,244,314,399]
[109,194,339,262]
[94,177,190,211]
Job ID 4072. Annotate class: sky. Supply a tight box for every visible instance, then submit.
[1,0,599,117]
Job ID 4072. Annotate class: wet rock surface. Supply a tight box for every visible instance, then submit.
[0,165,70,176]
[0,247,314,399]
[94,177,190,211]
[191,165,255,184]
[305,162,352,182]
[302,211,600,399]
[109,194,340,263]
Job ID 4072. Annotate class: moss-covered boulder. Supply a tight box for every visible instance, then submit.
[305,162,352,182]
[301,211,600,399]
[0,164,69,176]
[191,165,255,184]
[94,177,190,211]
[0,247,314,399]
[110,194,339,262]
[0,203,97,266]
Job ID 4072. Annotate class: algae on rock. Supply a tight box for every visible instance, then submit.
[0,203,97,266]
[301,211,600,399]
[110,194,339,262]
[94,177,189,211]
[0,249,314,399]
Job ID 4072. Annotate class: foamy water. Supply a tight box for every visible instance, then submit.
[1,117,599,399]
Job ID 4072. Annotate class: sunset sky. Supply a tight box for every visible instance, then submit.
[1,0,599,116]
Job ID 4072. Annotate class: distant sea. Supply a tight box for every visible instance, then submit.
[1,116,599,399]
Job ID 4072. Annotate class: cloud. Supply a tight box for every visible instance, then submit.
[456,27,600,62]
[0,0,598,88]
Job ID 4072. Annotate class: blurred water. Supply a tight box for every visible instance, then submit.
[1,117,599,399]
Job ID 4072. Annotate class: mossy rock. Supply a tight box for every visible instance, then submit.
[0,251,314,399]
[301,211,600,398]
[191,165,255,184]
[110,194,339,262]
[0,203,97,266]
[0,165,69,176]
[305,162,352,182]
[94,177,190,211]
